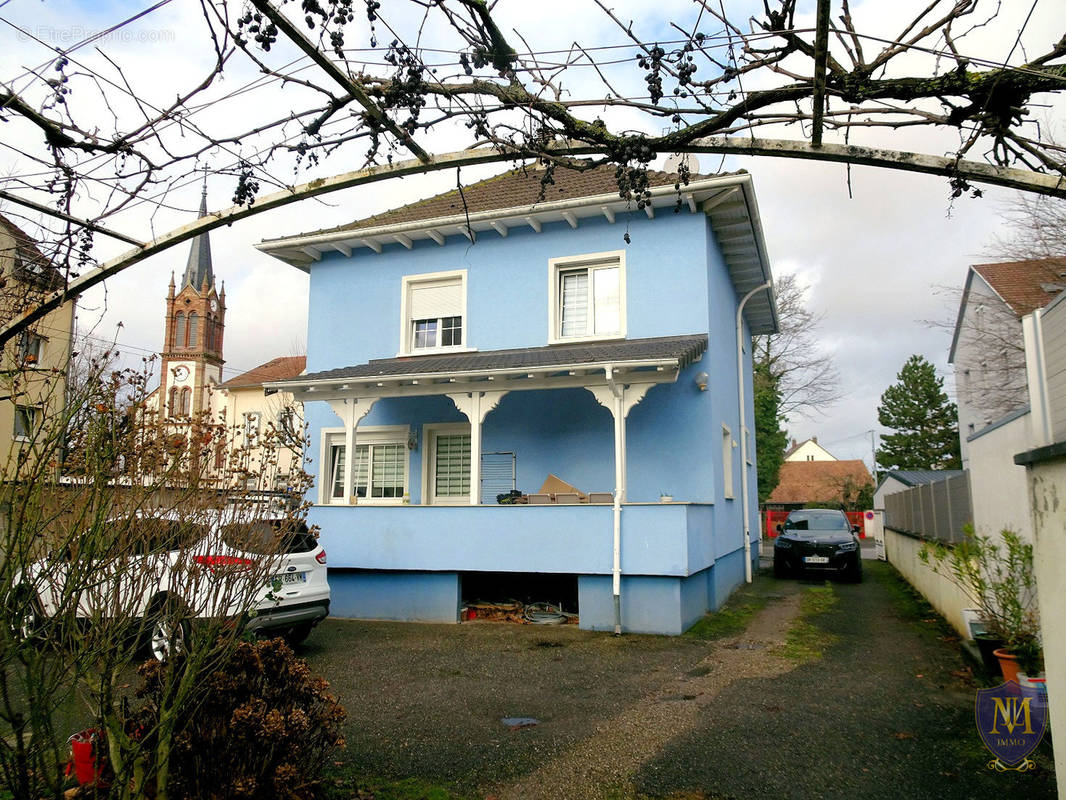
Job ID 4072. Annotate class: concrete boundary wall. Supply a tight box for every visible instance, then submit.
[885,527,976,639]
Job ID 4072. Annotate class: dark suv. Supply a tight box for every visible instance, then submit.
[773,509,862,582]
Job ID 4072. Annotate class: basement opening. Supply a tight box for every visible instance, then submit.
[459,571,579,624]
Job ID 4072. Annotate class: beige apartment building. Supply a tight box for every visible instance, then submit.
[0,214,75,472]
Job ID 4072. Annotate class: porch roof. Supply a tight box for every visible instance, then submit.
[267,333,706,399]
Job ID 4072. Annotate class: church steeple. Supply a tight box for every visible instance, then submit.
[182,171,214,292]
[160,170,225,420]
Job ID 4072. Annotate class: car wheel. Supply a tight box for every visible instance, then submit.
[283,623,314,646]
[773,554,790,579]
[146,598,190,662]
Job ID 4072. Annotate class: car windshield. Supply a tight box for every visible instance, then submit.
[783,511,850,532]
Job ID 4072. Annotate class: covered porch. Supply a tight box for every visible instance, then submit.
[269,334,750,634]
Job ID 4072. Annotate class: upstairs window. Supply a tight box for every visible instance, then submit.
[174,313,186,349]
[549,252,625,344]
[19,332,44,365]
[400,271,467,355]
[187,312,199,348]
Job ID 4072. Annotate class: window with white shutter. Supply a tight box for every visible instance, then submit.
[424,425,472,505]
[549,252,625,344]
[401,271,467,354]
[322,427,409,505]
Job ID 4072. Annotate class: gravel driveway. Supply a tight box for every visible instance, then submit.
[303,562,1056,799]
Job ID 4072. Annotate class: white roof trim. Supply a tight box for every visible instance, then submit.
[257,174,750,265]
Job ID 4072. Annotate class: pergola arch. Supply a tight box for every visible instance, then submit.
[3,137,1065,348]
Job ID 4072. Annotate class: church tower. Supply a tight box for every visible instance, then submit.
[160,178,226,419]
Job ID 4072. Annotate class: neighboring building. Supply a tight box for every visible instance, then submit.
[147,186,304,488]
[259,164,778,635]
[0,214,75,470]
[872,468,965,510]
[764,460,874,510]
[155,185,227,421]
[783,436,837,462]
[949,257,1066,466]
[214,355,307,488]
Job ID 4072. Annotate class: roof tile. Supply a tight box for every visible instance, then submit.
[299,164,712,239]
[290,334,707,384]
[220,355,306,389]
[765,460,874,505]
[973,257,1066,316]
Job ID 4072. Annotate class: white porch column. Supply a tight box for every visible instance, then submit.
[328,398,376,504]
[587,374,653,634]
[446,390,509,505]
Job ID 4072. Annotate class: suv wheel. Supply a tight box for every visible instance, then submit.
[147,598,190,661]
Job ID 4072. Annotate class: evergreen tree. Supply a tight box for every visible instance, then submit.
[876,355,961,470]
[753,362,789,502]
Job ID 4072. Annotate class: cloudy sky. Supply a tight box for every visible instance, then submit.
[3,0,1065,473]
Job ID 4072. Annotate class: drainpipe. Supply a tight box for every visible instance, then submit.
[605,366,624,634]
[737,281,772,583]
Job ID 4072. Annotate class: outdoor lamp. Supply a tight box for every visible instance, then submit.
[694,371,709,391]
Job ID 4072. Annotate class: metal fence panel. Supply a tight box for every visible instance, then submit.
[882,472,972,543]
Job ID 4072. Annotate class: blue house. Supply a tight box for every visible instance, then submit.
[258,165,777,635]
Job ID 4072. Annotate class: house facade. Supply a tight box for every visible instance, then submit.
[949,257,1065,466]
[0,214,75,472]
[147,186,306,490]
[260,165,777,635]
[783,436,836,462]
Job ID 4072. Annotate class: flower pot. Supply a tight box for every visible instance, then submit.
[659,495,673,502]
[993,647,1022,684]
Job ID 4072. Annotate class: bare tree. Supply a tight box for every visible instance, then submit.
[1,0,1066,343]
[753,272,842,419]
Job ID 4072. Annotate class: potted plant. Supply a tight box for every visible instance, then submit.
[920,527,1042,682]
[659,491,674,502]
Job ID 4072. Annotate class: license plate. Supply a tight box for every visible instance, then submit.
[803,556,829,564]
[272,572,307,585]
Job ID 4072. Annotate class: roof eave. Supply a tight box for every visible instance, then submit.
[266,355,683,395]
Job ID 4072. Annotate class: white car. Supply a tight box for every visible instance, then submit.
[16,510,330,660]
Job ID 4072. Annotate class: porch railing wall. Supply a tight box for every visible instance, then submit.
[882,472,973,544]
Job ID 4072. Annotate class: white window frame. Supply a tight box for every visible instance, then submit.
[722,424,735,500]
[422,422,473,506]
[18,332,45,365]
[398,269,471,356]
[320,425,409,506]
[547,250,626,345]
[13,405,37,441]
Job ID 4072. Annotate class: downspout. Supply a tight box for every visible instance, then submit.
[737,281,772,583]
[605,366,624,634]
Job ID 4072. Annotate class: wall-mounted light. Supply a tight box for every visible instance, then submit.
[407,428,419,450]
[694,371,709,391]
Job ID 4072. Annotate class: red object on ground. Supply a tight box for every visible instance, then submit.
[67,729,104,786]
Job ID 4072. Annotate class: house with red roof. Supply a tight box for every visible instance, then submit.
[949,257,1066,464]
[946,257,1066,542]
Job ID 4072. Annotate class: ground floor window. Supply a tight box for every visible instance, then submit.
[324,426,409,504]
[425,425,471,504]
